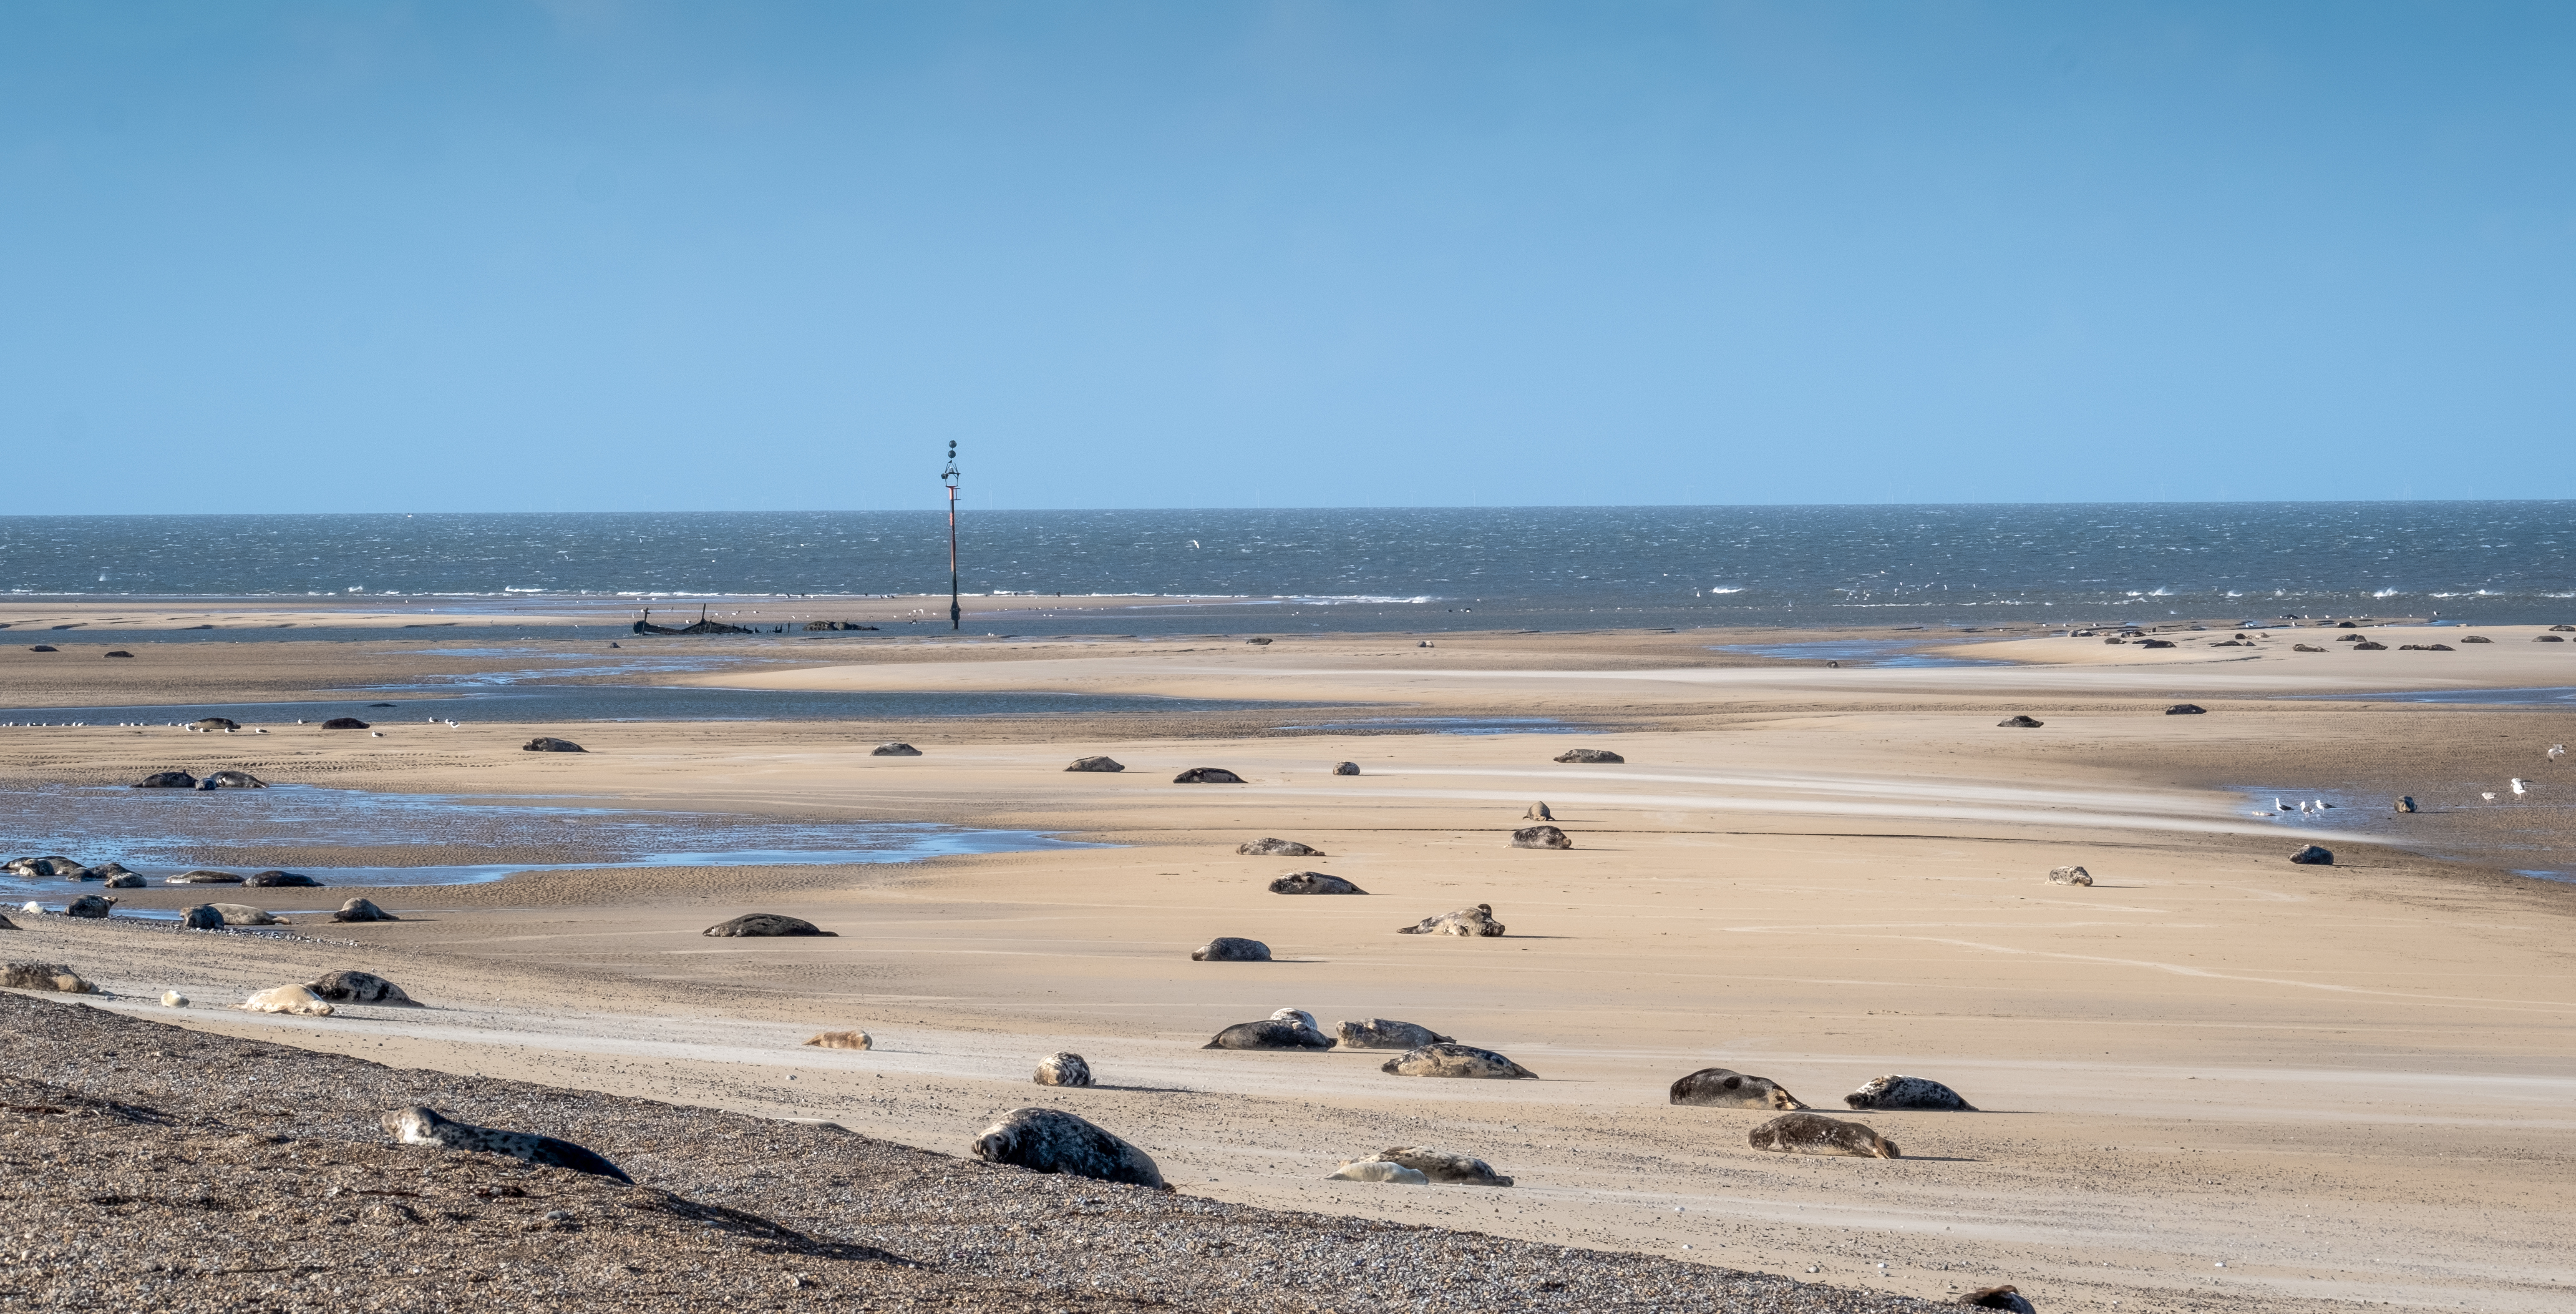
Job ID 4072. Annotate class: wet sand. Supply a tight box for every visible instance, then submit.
[4,619,2573,1311]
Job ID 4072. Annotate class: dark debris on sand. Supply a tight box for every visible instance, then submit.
[0,992,1948,1312]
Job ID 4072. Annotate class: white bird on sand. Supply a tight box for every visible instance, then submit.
[2481,791,2498,802]
[2550,744,2568,764]
[370,731,384,737]
[445,720,458,728]
[2511,778,2532,796]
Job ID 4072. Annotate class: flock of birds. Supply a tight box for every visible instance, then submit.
[2263,744,2562,816]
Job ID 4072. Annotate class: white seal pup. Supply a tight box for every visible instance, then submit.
[1669,1067,1808,1110]
[2047,865,2093,886]
[970,1107,1167,1190]
[1326,1159,1428,1184]
[1333,1019,1454,1050]
[703,913,836,937]
[208,903,286,927]
[1844,1074,1977,1111]
[239,985,336,1016]
[1204,1018,1333,1050]
[1509,825,1572,850]
[331,897,397,922]
[1191,937,1271,962]
[1269,1007,1319,1030]
[1957,1286,2036,1311]
[1269,871,1365,894]
[307,970,418,1005]
[1375,1146,1513,1186]
[1397,904,1505,936]
[803,1030,873,1050]
[1379,1043,1537,1080]
[1236,837,1323,857]
[383,1106,631,1183]
[1034,1052,1093,1087]
[1747,1111,1901,1159]
[160,990,189,1007]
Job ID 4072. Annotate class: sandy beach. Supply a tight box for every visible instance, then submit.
[5,617,2573,1311]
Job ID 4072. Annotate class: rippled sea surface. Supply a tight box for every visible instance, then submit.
[4,503,2573,632]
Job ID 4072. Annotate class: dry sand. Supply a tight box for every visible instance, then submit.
[5,619,2573,1311]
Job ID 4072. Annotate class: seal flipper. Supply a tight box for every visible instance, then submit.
[529,1133,632,1184]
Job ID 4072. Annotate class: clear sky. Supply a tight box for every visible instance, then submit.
[4,2,2571,512]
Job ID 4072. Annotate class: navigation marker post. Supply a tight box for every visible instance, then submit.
[941,440,962,631]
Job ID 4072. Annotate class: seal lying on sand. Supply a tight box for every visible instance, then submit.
[1,962,94,993]
[65,895,114,919]
[971,1107,1167,1190]
[1380,1043,1537,1080]
[239,985,336,1016]
[1065,756,1125,772]
[1237,837,1323,856]
[2289,844,2334,865]
[1669,1067,1808,1110]
[208,903,284,927]
[383,1106,632,1184]
[180,905,224,930]
[1553,748,1624,764]
[1327,1159,1428,1184]
[1375,1146,1513,1186]
[0,912,14,931]
[1172,766,1244,784]
[1269,871,1366,894]
[201,771,267,788]
[1397,904,1505,936]
[703,913,836,937]
[1956,1286,2035,1311]
[101,870,145,889]
[1330,761,1360,775]
[1034,1053,1093,1086]
[803,1030,873,1050]
[2047,865,2093,886]
[1269,1007,1318,1030]
[165,869,243,884]
[1205,1018,1333,1050]
[307,970,418,1005]
[871,742,922,756]
[133,771,197,789]
[1523,801,1554,820]
[1333,1018,1454,1050]
[1509,824,1571,849]
[1747,1112,1900,1158]
[1845,1074,1977,1111]
[1997,715,2045,728]
[332,897,397,922]
[522,737,585,753]
[1191,937,1271,962]
[245,870,322,887]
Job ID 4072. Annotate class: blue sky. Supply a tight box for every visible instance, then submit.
[4,2,2571,512]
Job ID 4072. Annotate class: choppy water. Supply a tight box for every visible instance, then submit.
[5,503,2574,632]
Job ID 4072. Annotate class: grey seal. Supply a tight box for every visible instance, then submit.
[1997,715,2044,728]
[1173,766,1244,783]
[1237,837,1323,856]
[1669,1067,1808,1110]
[1332,1018,1453,1050]
[307,970,418,1005]
[1379,1043,1537,1080]
[1327,1159,1427,1184]
[383,1106,631,1184]
[803,1030,872,1050]
[1204,1018,1332,1050]
[2290,844,2334,865]
[1034,1053,1093,1087]
[1065,756,1125,772]
[2047,865,2093,886]
[1523,801,1554,820]
[1375,1146,1513,1186]
[871,741,922,756]
[320,717,370,729]
[1844,1074,1977,1111]
[1330,761,1360,776]
[522,736,586,753]
[1,962,94,993]
[1191,936,1271,962]
[133,771,198,789]
[1957,1286,2036,1311]
[1747,1111,1900,1158]
[2165,703,2207,715]
[1398,904,1505,936]
[1269,871,1366,894]
[101,871,144,889]
[1509,824,1571,849]
[244,870,324,887]
[5,856,85,878]
[164,869,244,884]
[179,905,224,930]
[201,770,267,788]
[331,897,398,922]
[1553,748,1624,764]
[189,718,239,732]
[970,1107,1166,1190]
[703,913,836,937]
[207,902,285,927]
[0,912,13,931]
[88,861,134,880]
[64,895,114,920]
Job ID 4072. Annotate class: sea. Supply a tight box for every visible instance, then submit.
[3,502,2572,636]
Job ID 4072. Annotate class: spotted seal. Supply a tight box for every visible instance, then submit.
[101,870,145,889]
[1747,1111,1900,1158]
[1269,870,1366,894]
[189,718,239,732]
[1034,1053,1093,1086]
[1236,837,1323,857]
[1269,1007,1318,1030]
[1844,1074,1977,1111]
[307,970,418,1005]
[1333,1018,1454,1049]
[703,913,836,937]
[383,1106,631,1183]
[802,1030,872,1050]
[1397,904,1505,936]
[970,1107,1166,1190]
[238,985,336,1016]
[1509,825,1572,850]
[1327,1159,1428,1184]
[331,897,397,922]
[1191,936,1271,962]
[1379,1043,1537,1080]
[2289,844,2334,865]
[6,856,84,878]
[1204,1018,1332,1050]
[1375,1146,1513,1186]
[1669,1067,1808,1110]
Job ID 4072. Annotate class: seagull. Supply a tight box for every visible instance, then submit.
[2511,778,2532,796]
[445,720,458,728]
[2551,744,2567,764]
[370,731,384,737]
[2275,798,2293,812]
[2314,799,2333,810]
[2482,791,2498,802]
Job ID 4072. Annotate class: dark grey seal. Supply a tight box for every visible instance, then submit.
[1065,756,1125,772]
[200,770,267,788]
[970,1107,1166,1190]
[1191,936,1271,962]
[308,970,419,1005]
[1269,871,1366,895]
[383,1106,630,1183]
[179,905,224,930]
[320,716,370,729]
[1670,1067,1808,1110]
[190,718,239,732]
[1204,1019,1332,1050]
[1237,837,1322,856]
[164,869,244,884]
[1957,1286,2036,1312]
[64,895,114,920]
[2166,703,2207,715]
[1330,761,1360,776]
[0,962,93,992]
[1173,766,1244,784]
[522,736,585,753]
[703,913,836,937]
[1553,748,1624,764]
[1997,715,2045,728]
[331,897,398,922]
[0,912,13,931]
[103,650,133,658]
[245,870,324,887]
[1510,824,1572,849]
[2289,844,2334,865]
[26,645,56,653]
[871,741,922,756]
[133,771,197,789]
[1844,1073,1977,1111]
[1748,1112,1899,1158]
